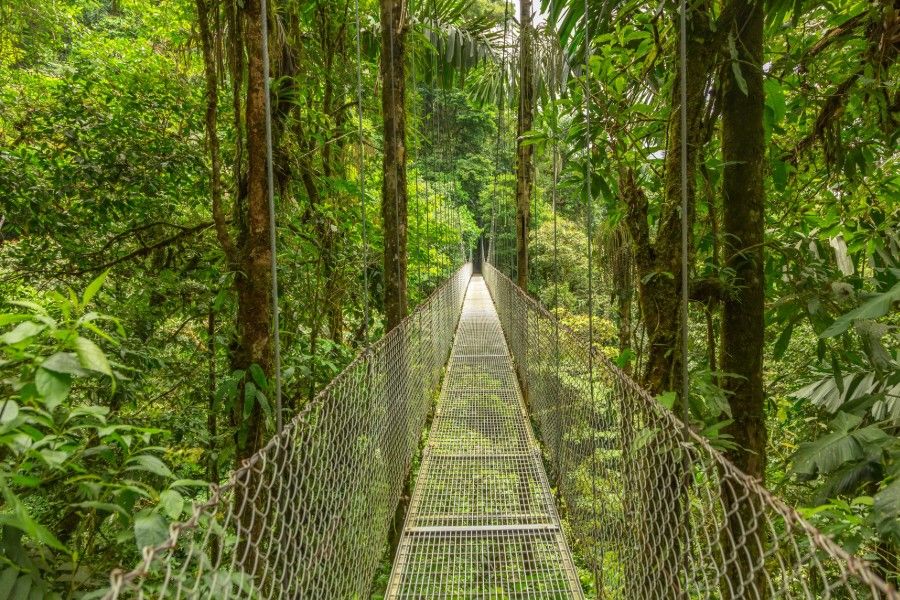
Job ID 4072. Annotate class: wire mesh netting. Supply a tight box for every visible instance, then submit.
[386,276,583,598]
[482,261,898,600]
[104,264,472,599]
[103,260,899,599]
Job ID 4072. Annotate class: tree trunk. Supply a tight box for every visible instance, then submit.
[720,0,766,596]
[231,0,273,464]
[380,0,413,564]
[196,0,275,580]
[381,0,408,331]
[197,0,271,462]
[515,0,534,290]
[621,8,723,596]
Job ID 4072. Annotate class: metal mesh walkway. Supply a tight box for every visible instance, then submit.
[387,276,584,599]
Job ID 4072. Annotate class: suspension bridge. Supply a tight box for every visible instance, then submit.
[104,262,897,599]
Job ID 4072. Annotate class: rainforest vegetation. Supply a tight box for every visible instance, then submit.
[0,0,897,596]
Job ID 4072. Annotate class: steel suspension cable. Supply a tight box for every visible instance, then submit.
[411,42,423,299]
[497,1,511,268]
[440,92,447,277]
[581,0,602,592]
[450,99,463,266]
[489,1,511,266]
[429,0,439,282]
[551,103,562,468]
[260,0,283,433]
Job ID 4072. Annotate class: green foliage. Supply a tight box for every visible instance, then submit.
[0,0,896,590]
[0,273,189,594]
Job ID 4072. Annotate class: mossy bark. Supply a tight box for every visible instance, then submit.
[381,0,408,332]
[515,0,534,290]
[721,0,767,596]
[622,7,724,596]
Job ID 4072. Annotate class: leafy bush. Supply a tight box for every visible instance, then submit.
[0,273,202,596]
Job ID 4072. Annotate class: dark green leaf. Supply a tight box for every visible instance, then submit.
[133,511,168,551]
[74,336,112,377]
[34,369,71,411]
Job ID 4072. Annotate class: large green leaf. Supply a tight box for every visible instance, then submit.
[74,336,112,377]
[133,511,168,551]
[873,480,900,541]
[0,322,46,345]
[0,487,68,553]
[820,281,900,338]
[34,369,71,412]
[793,413,889,478]
[790,371,880,413]
[80,270,109,308]
[0,401,19,425]
[41,352,89,376]
[125,454,173,479]
[158,490,184,520]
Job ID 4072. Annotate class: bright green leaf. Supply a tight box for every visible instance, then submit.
[0,322,46,345]
[41,352,89,376]
[0,400,19,424]
[74,336,112,377]
[81,270,109,308]
[125,454,173,479]
[821,282,900,338]
[35,369,71,411]
[158,490,184,519]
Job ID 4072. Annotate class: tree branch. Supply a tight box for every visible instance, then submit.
[690,277,729,305]
[57,221,217,276]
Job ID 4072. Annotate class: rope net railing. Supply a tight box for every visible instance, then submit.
[482,261,898,600]
[104,264,472,599]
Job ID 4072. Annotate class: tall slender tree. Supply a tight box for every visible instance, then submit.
[515,0,534,289]
[623,4,738,596]
[721,0,766,594]
[196,0,273,463]
[381,0,408,331]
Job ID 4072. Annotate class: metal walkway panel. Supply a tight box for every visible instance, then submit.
[387,276,583,599]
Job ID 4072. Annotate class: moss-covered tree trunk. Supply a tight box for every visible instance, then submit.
[622,6,726,594]
[720,0,767,596]
[380,0,413,562]
[381,0,408,331]
[514,0,533,290]
[196,0,275,579]
[232,0,273,464]
[197,0,271,465]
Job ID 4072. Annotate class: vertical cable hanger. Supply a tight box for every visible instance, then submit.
[581,0,602,592]
[676,0,694,578]
[354,0,370,341]
[490,1,511,267]
[498,1,512,269]
[551,91,562,472]
[411,37,423,300]
[432,23,441,278]
[260,0,283,434]
[450,96,463,267]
